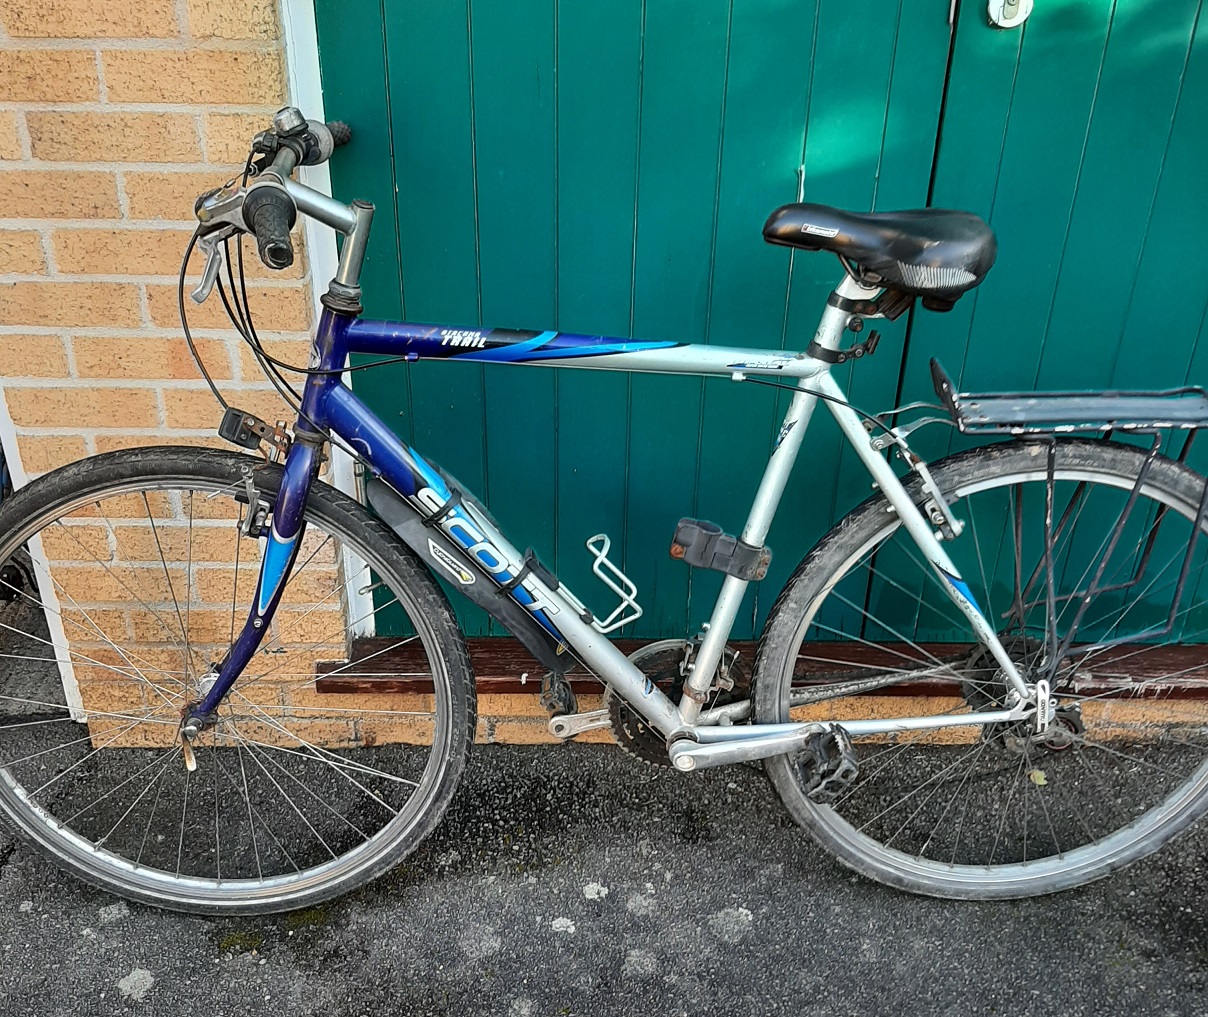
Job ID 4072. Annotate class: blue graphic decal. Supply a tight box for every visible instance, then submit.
[938,566,985,619]
[257,525,300,616]
[453,331,677,364]
[407,450,565,642]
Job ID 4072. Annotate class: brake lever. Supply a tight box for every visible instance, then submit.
[191,229,234,304]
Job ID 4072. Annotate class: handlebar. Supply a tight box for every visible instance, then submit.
[194,109,354,271]
[192,108,372,296]
[243,115,352,270]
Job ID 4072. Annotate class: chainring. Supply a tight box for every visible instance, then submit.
[605,640,748,767]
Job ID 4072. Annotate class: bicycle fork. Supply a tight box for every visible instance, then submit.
[179,438,321,753]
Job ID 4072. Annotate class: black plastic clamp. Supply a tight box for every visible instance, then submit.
[670,519,771,581]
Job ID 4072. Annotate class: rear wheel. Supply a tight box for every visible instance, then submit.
[755,438,1208,898]
[0,448,474,914]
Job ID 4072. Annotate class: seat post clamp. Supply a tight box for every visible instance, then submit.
[807,330,881,365]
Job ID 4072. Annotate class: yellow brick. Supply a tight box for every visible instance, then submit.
[0,281,140,326]
[51,565,139,603]
[88,718,176,750]
[359,715,436,746]
[191,565,258,603]
[478,693,548,718]
[60,607,128,641]
[72,335,233,381]
[115,525,241,567]
[186,0,277,40]
[78,680,147,716]
[213,717,357,749]
[104,49,284,105]
[52,227,193,276]
[0,112,21,161]
[0,232,46,274]
[124,170,226,222]
[284,685,434,715]
[273,607,346,647]
[27,112,200,164]
[0,0,179,38]
[237,337,312,376]
[6,385,158,427]
[130,607,235,644]
[148,280,310,330]
[94,433,225,453]
[0,335,66,376]
[162,386,287,430]
[491,718,561,745]
[0,50,97,102]
[39,523,112,562]
[72,490,174,519]
[15,434,86,473]
[0,171,119,219]
[202,112,269,165]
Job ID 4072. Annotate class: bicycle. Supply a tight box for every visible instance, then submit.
[2,106,1208,914]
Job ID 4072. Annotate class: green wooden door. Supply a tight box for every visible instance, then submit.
[314,0,1208,642]
[313,0,951,639]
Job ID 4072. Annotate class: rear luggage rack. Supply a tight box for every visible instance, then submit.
[931,358,1208,435]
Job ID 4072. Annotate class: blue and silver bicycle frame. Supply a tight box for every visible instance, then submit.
[189,172,1038,770]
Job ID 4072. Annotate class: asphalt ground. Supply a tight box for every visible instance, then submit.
[0,743,1206,1017]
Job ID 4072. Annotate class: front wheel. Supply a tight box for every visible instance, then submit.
[0,448,475,914]
[755,438,1208,898]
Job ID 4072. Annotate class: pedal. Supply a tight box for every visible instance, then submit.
[539,671,577,719]
[798,727,859,803]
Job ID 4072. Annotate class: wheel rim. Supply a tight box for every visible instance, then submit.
[768,455,1208,892]
[0,468,456,909]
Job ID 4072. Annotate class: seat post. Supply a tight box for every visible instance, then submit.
[809,275,882,358]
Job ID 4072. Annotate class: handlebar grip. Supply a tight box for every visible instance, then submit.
[243,186,297,270]
[327,121,352,147]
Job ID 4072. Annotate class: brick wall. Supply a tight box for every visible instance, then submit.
[0,0,582,748]
[0,0,312,474]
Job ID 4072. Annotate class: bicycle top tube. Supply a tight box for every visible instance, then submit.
[341,319,828,380]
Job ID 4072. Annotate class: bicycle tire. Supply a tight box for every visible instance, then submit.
[754,437,1208,898]
[0,447,475,914]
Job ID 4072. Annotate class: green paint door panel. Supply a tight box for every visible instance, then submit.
[314,0,1206,642]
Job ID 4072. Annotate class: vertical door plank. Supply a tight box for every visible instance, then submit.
[625,0,731,638]
[553,1,643,611]
[1037,0,1203,390]
[470,0,558,638]
[383,0,491,634]
[693,0,819,638]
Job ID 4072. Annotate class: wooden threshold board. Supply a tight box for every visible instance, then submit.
[313,638,1208,700]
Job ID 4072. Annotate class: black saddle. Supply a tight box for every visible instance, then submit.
[763,203,997,309]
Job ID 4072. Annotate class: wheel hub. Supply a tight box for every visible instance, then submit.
[960,636,1083,753]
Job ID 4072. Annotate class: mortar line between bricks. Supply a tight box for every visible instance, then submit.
[2,102,281,114]
[0,273,308,287]
[0,325,309,337]
[4,378,297,390]
[92,48,108,103]
[0,39,283,53]
[12,109,31,159]
[0,163,261,173]
[136,282,151,328]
